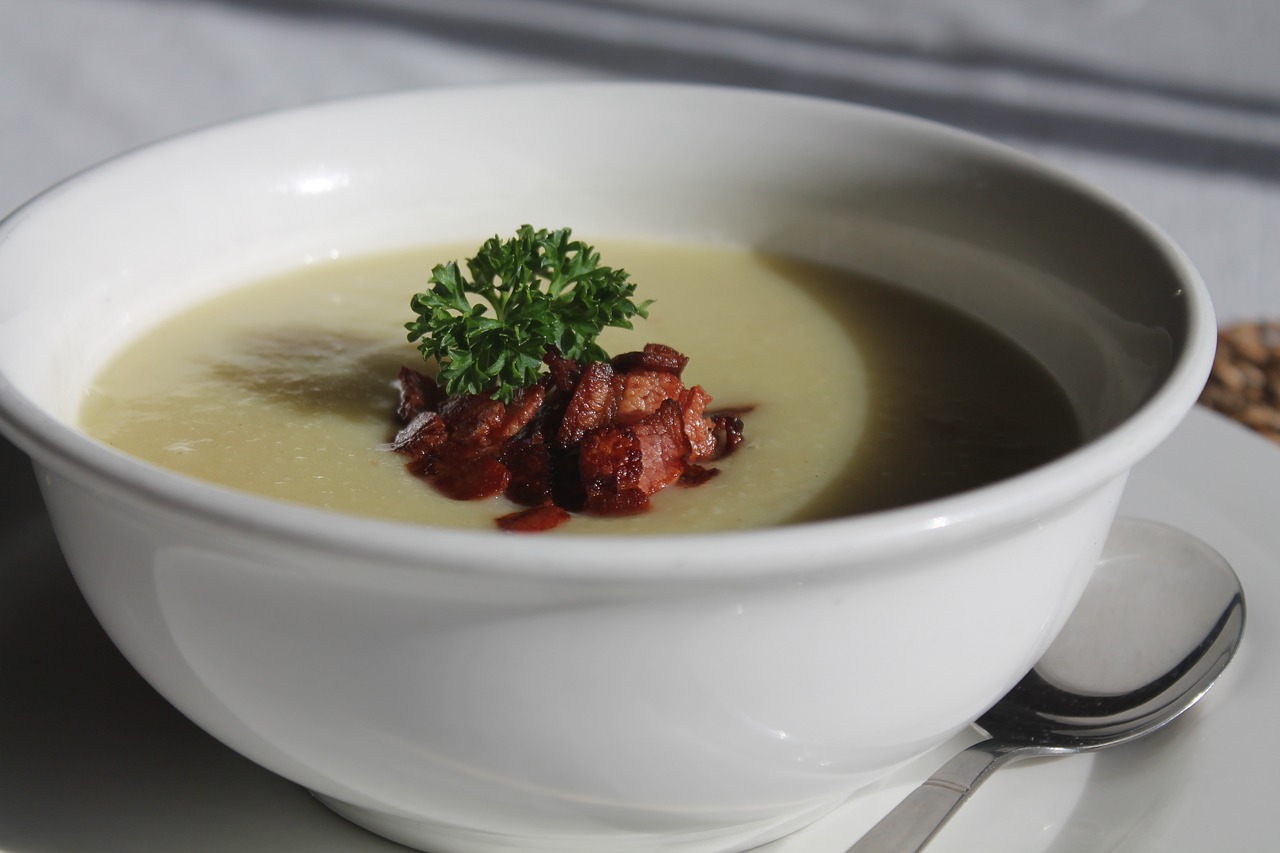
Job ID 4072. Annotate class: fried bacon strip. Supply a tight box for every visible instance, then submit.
[390,344,749,531]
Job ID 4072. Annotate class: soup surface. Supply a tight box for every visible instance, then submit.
[80,240,1080,534]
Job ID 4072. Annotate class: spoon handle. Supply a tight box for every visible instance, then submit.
[845,740,1025,853]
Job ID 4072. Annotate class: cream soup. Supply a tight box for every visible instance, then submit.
[79,241,1080,534]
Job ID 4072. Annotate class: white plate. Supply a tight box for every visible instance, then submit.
[1,405,1275,852]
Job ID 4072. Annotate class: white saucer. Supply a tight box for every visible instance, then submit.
[1,405,1274,852]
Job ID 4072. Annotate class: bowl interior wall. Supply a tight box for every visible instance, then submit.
[0,87,1188,440]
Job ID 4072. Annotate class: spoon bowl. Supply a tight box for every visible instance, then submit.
[849,517,1246,852]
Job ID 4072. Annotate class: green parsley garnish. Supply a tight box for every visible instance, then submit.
[406,225,652,402]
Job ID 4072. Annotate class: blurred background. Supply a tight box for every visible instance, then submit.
[2,0,1277,321]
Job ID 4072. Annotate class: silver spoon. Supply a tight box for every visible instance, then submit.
[848,517,1246,852]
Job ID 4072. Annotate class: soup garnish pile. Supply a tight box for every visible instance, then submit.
[396,226,750,532]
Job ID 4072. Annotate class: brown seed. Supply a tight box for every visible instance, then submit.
[1241,358,1267,384]
[1267,362,1280,402]
[1222,322,1270,365]
[1239,362,1269,403]
[1238,403,1280,433]
[1197,321,1280,443]
[1211,350,1247,393]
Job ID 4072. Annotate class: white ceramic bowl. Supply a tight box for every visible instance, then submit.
[0,84,1214,853]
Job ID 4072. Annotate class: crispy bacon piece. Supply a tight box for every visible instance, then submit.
[615,370,685,424]
[585,486,650,516]
[497,504,572,532]
[558,361,619,446]
[396,366,443,423]
[498,431,553,507]
[542,346,582,393]
[610,343,688,377]
[580,424,644,493]
[710,408,752,457]
[630,398,691,494]
[578,424,650,517]
[390,344,751,530]
[680,464,719,486]
[680,385,718,462]
[439,394,506,446]
[429,446,510,500]
[391,410,448,458]
[496,384,545,442]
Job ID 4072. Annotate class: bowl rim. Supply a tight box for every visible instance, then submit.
[0,82,1218,583]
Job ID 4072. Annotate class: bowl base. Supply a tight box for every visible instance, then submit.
[311,791,845,853]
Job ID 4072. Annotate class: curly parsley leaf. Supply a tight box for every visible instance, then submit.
[406,226,652,402]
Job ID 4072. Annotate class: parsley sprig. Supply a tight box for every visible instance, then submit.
[406,226,652,402]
